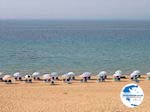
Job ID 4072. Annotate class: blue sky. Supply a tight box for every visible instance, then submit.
[0,0,150,20]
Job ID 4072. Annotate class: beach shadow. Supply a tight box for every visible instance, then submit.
[81,81,96,83]
[31,81,41,84]
[119,80,129,82]
[51,83,59,86]
[1,82,20,85]
[99,81,113,83]
[14,82,21,84]
[106,78,114,80]
[73,79,81,81]
[88,79,97,81]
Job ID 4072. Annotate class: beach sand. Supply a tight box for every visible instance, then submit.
[0,76,149,112]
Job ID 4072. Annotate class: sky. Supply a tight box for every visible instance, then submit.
[0,0,150,20]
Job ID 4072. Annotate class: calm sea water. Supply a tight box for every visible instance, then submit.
[0,20,150,75]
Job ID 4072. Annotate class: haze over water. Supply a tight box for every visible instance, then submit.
[0,20,150,75]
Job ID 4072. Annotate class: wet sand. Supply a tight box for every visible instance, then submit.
[0,76,149,112]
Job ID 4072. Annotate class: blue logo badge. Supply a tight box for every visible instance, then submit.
[120,83,144,108]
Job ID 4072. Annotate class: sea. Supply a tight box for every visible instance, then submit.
[0,20,150,75]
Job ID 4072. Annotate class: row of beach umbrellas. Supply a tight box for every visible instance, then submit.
[0,70,150,82]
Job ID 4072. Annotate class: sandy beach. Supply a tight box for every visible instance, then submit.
[0,76,149,112]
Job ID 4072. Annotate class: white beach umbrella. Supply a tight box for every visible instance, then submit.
[130,72,137,77]
[113,73,121,77]
[0,72,3,78]
[97,71,107,77]
[68,72,75,76]
[130,70,140,77]
[13,72,21,77]
[51,72,58,77]
[80,72,91,78]
[43,74,51,80]
[133,70,140,75]
[115,70,122,75]
[32,72,40,77]
[0,72,3,79]
[62,73,70,78]
[113,70,122,77]
[113,73,120,77]
[3,75,12,80]
[146,72,150,76]
[25,75,32,79]
[0,72,3,76]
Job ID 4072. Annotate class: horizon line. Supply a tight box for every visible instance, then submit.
[0,18,150,21]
